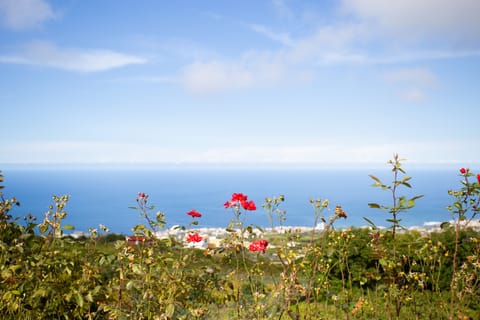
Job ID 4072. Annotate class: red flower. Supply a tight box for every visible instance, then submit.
[241,200,257,211]
[187,209,202,218]
[460,168,468,174]
[477,173,480,184]
[187,233,203,243]
[225,193,256,211]
[231,193,248,202]
[249,239,268,253]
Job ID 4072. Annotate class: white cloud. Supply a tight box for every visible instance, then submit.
[0,0,55,30]
[181,50,289,93]
[249,24,294,47]
[341,0,480,45]
[0,41,147,72]
[182,61,254,93]
[384,67,437,102]
[175,1,480,94]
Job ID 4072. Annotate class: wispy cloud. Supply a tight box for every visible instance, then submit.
[0,41,147,72]
[181,51,288,93]
[248,23,294,46]
[179,0,480,94]
[340,0,480,45]
[0,0,56,30]
[384,67,437,102]
[271,0,294,20]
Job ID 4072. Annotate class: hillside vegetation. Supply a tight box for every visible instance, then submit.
[1,155,479,319]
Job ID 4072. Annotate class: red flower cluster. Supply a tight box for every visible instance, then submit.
[187,233,203,243]
[249,239,268,253]
[187,209,202,218]
[477,174,480,184]
[224,193,257,211]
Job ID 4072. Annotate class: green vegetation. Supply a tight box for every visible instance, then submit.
[0,156,479,319]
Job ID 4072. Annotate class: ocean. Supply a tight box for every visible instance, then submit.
[1,166,463,235]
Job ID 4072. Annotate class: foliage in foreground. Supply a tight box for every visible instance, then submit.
[0,156,479,319]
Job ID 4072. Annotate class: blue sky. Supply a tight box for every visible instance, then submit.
[1,0,479,167]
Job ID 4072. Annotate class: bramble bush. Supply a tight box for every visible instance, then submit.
[0,156,479,319]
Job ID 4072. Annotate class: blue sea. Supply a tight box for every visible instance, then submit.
[1,166,464,235]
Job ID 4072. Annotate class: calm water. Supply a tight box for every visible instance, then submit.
[2,167,461,235]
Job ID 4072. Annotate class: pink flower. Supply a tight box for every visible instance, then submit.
[187,233,203,243]
[477,173,480,184]
[187,209,202,218]
[249,239,268,253]
[460,168,468,174]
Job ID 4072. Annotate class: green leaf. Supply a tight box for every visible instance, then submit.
[369,174,382,184]
[440,222,451,229]
[363,217,377,229]
[132,264,143,275]
[410,195,424,201]
[38,223,48,234]
[63,224,75,230]
[126,280,135,290]
[368,203,381,209]
[166,303,175,318]
[402,182,412,188]
[75,292,84,308]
